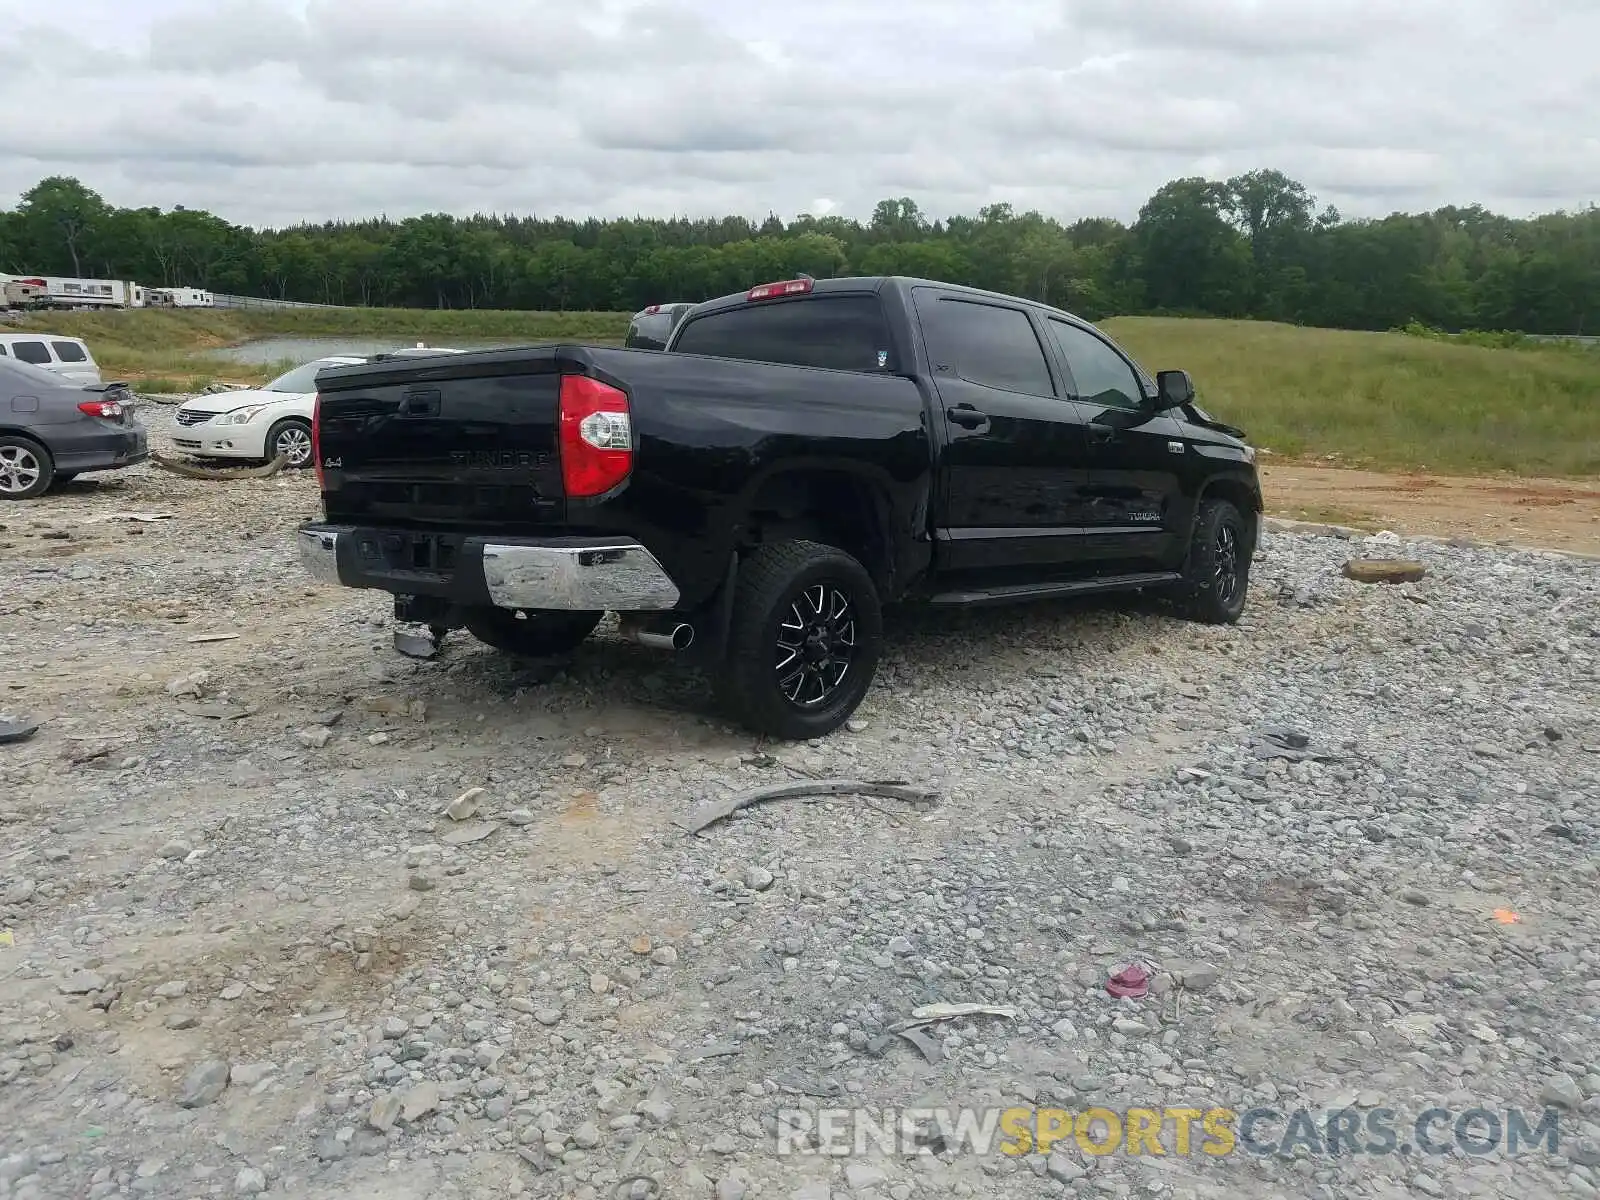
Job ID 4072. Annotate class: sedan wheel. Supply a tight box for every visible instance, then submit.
[0,437,54,500]
[268,419,314,469]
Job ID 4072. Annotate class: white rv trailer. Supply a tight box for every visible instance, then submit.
[0,274,215,311]
[153,286,214,308]
[0,275,151,309]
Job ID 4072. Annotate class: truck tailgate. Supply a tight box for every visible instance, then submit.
[315,351,566,531]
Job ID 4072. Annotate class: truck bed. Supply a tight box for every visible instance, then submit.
[311,342,934,607]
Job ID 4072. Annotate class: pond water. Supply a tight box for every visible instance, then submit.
[208,336,536,365]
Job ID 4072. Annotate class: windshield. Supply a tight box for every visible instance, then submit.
[266,358,345,394]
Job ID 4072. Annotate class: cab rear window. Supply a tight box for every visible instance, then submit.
[672,295,896,374]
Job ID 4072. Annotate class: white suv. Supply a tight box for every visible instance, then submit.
[0,334,102,384]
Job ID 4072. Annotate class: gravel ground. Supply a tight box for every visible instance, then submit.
[2,401,1598,1200]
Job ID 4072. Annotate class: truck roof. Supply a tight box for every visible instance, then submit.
[671,275,1159,390]
[683,275,1100,329]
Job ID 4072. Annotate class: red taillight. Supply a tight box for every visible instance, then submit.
[78,399,124,419]
[643,304,661,314]
[311,393,323,487]
[747,278,813,301]
[558,375,632,498]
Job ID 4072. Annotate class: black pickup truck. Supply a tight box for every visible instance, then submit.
[299,276,1261,739]
[623,302,694,351]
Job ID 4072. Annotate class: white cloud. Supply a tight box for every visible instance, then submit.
[1,0,1596,227]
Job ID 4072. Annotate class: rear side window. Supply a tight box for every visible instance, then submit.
[9,341,50,365]
[915,295,1054,397]
[0,345,8,356]
[672,295,895,373]
[51,340,89,363]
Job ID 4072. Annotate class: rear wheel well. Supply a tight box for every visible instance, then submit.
[0,430,52,462]
[742,471,894,594]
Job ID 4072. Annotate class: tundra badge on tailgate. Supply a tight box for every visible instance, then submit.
[449,450,550,469]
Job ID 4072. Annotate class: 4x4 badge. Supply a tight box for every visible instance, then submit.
[1167,441,1185,455]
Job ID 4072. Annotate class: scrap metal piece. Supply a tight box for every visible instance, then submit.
[0,718,40,745]
[895,1026,945,1064]
[676,778,938,836]
[393,629,440,659]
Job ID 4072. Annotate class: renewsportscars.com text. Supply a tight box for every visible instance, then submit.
[776,1105,1565,1160]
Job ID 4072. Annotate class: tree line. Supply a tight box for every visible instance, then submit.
[2,172,1595,334]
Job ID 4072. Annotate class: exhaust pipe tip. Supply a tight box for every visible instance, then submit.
[623,619,694,652]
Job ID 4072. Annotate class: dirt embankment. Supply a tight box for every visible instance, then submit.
[1262,463,1600,556]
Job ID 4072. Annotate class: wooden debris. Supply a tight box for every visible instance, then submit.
[906,1002,1020,1024]
[675,778,939,836]
[149,452,290,481]
[176,702,251,721]
[1342,558,1427,584]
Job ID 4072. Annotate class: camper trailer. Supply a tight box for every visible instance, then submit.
[2,278,49,310]
[0,275,148,309]
[154,287,214,308]
[0,274,214,311]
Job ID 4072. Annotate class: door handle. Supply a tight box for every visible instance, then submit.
[946,404,990,430]
[1088,422,1117,442]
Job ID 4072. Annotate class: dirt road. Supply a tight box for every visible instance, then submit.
[1262,463,1600,555]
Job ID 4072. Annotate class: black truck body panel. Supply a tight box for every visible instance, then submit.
[313,340,935,609]
[307,276,1260,617]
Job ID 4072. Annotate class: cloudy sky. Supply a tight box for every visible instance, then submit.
[2,0,1595,229]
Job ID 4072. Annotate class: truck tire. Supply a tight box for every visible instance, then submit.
[463,607,603,656]
[716,540,883,740]
[1169,497,1252,624]
[0,435,54,500]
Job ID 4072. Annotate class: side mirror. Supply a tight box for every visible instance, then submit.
[1155,369,1195,410]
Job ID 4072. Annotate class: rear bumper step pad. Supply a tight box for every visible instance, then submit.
[296,523,680,611]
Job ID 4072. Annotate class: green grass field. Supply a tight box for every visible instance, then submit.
[11,308,1598,477]
[1104,317,1599,477]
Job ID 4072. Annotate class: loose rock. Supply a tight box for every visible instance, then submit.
[177,1061,230,1109]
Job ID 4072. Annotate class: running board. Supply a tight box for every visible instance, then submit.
[928,571,1181,607]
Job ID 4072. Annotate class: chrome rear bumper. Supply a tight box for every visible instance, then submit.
[295,524,680,611]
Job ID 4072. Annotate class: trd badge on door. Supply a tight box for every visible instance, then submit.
[1167,441,1185,455]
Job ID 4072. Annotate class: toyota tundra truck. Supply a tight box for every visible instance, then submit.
[298,276,1261,739]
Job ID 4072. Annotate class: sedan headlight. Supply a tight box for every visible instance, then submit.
[223,405,268,425]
